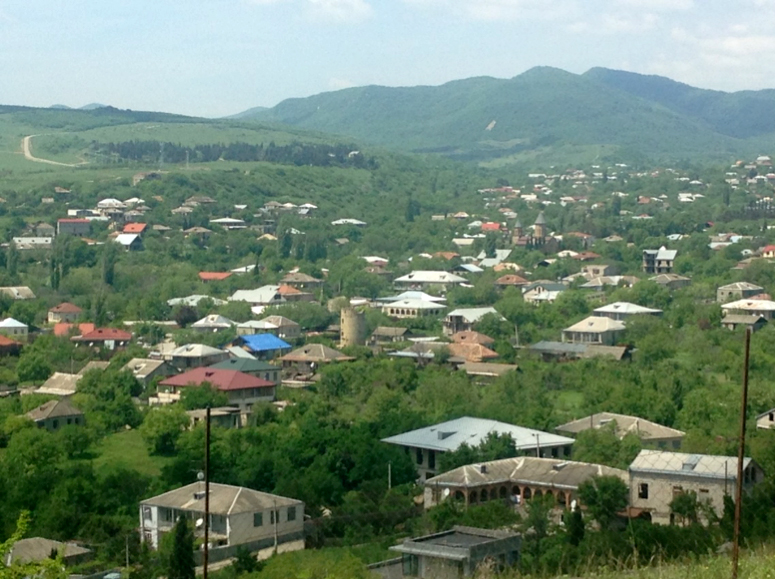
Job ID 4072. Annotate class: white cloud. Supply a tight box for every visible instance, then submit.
[306,0,373,22]
[614,0,693,10]
[401,0,579,21]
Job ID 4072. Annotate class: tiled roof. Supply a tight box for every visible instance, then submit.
[159,368,274,391]
[198,272,232,281]
[73,327,132,341]
[49,302,83,314]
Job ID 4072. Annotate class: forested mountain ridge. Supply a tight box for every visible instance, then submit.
[244,66,775,164]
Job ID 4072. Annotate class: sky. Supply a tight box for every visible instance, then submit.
[1,0,775,118]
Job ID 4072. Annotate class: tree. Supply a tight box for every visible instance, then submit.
[101,242,119,286]
[16,352,52,383]
[180,385,229,410]
[167,517,195,579]
[566,505,585,546]
[173,306,199,329]
[577,475,629,530]
[669,491,700,526]
[140,406,190,455]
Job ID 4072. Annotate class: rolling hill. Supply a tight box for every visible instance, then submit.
[243,66,775,164]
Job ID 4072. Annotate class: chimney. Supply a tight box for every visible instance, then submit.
[479,464,487,474]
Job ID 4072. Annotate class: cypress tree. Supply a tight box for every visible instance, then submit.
[167,517,195,579]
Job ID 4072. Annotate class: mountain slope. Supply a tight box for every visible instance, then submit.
[584,67,775,139]
[245,67,773,164]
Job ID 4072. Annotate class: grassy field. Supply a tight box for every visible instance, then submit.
[90,428,172,477]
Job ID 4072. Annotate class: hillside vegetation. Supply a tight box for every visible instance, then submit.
[246,67,775,165]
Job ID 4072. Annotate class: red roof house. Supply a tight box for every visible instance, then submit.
[158,368,276,409]
[198,272,232,282]
[123,223,148,235]
[54,323,96,337]
[48,302,83,324]
[481,222,503,232]
[71,327,132,350]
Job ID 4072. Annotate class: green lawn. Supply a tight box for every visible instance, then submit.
[90,428,172,477]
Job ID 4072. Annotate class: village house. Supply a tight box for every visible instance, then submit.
[756,408,775,430]
[229,286,285,309]
[237,315,301,339]
[165,343,230,369]
[369,326,410,345]
[25,398,84,431]
[580,264,616,278]
[47,302,83,324]
[190,314,236,333]
[121,358,177,389]
[72,327,132,350]
[562,316,626,346]
[423,456,626,512]
[0,318,28,342]
[592,302,663,321]
[382,298,446,319]
[139,483,304,555]
[12,237,53,250]
[383,526,521,579]
[579,275,639,291]
[0,286,36,300]
[114,233,143,251]
[628,450,764,525]
[393,271,468,292]
[123,222,148,236]
[157,368,275,411]
[528,341,630,362]
[650,273,691,290]
[382,416,575,482]
[716,282,765,303]
[443,307,502,336]
[57,218,90,237]
[35,372,81,396]
[494,274,529,288]
[278,344,355,376]
[555,412,685,449]
[721,315,768,332]
[234,334,292,360]
[280,271,324,290]
[642,247,677,274]
[277,284,315,303]
[186,406,242,429]
[721,298,775,320]
[5,538,92,567]
[210,358,281,385]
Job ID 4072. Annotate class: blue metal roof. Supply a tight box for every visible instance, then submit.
[239,333,291,353]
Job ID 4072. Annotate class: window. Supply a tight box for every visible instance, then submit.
[52,419,59,430]
[270,510,279,524]
[416,449,423,465]
[253,512,263,527]
[638,483,649,499]
[287,506,296,521]
[402,554,419,576]
[428,451,435,470]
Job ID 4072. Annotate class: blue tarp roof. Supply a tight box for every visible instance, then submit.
[240,333,291,352]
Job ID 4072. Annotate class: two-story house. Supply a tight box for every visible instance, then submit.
[562,316,625,346]
[139,483,304,553]
[628,450,764,525]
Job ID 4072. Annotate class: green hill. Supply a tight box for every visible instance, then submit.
[244,66,775,164]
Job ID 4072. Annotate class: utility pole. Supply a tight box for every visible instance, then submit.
[203,406,211,579]
[388,462,392,490]
[732,328,751,579]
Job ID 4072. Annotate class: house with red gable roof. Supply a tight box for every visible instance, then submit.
[123,223,148,236]
[481,222,504,232]
[48,302,83,324]
[761,245,775,259]
[198,272,232,282]
[71,327,132,350]
[54,323,95,338]
[157,368,275,411]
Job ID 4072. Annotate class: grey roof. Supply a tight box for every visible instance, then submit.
[529,341,629,360]
[382,416,574,453]
[26,398,83,422]
[721,299,775,312]
[167,295,227,307]
[629,449,752,480]
[593,302,662,315]
[534,211,546,225]
[446,307,502,323]
[644,247,677,260]
[226,346,257,359]
[460,362,518,377]
[390,526,519,560]
[121,358,170,379]
[377,291,447,303]
[394,271,467,284]
[170,344,227,358]
[650,273,690,285]
[563,316,626,333]
[191,314,236,329]
[229,285,283,304]
[78,360,110,375]
[258,315,300,328]
[141,482,301,515]
[555,412,685,441]
[279,343,354,363]
[425,456,627,490]
[371,326,409,338]
[7,538,91,564]
[210,358,280,373]
[36,372,80,396]
[718,282,764,292]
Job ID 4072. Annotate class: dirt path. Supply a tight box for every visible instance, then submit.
[22,134,86,167]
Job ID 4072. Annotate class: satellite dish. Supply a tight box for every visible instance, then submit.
[195,518,204,528]
[197,471,205,482]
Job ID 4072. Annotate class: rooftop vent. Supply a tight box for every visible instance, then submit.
[552,462,568,471]
[479,465,487,474]
[194,491,207,500]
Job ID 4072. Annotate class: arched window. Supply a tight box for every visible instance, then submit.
[469,491,478,504]
[523,488,532,500]
[500,487,508,499]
